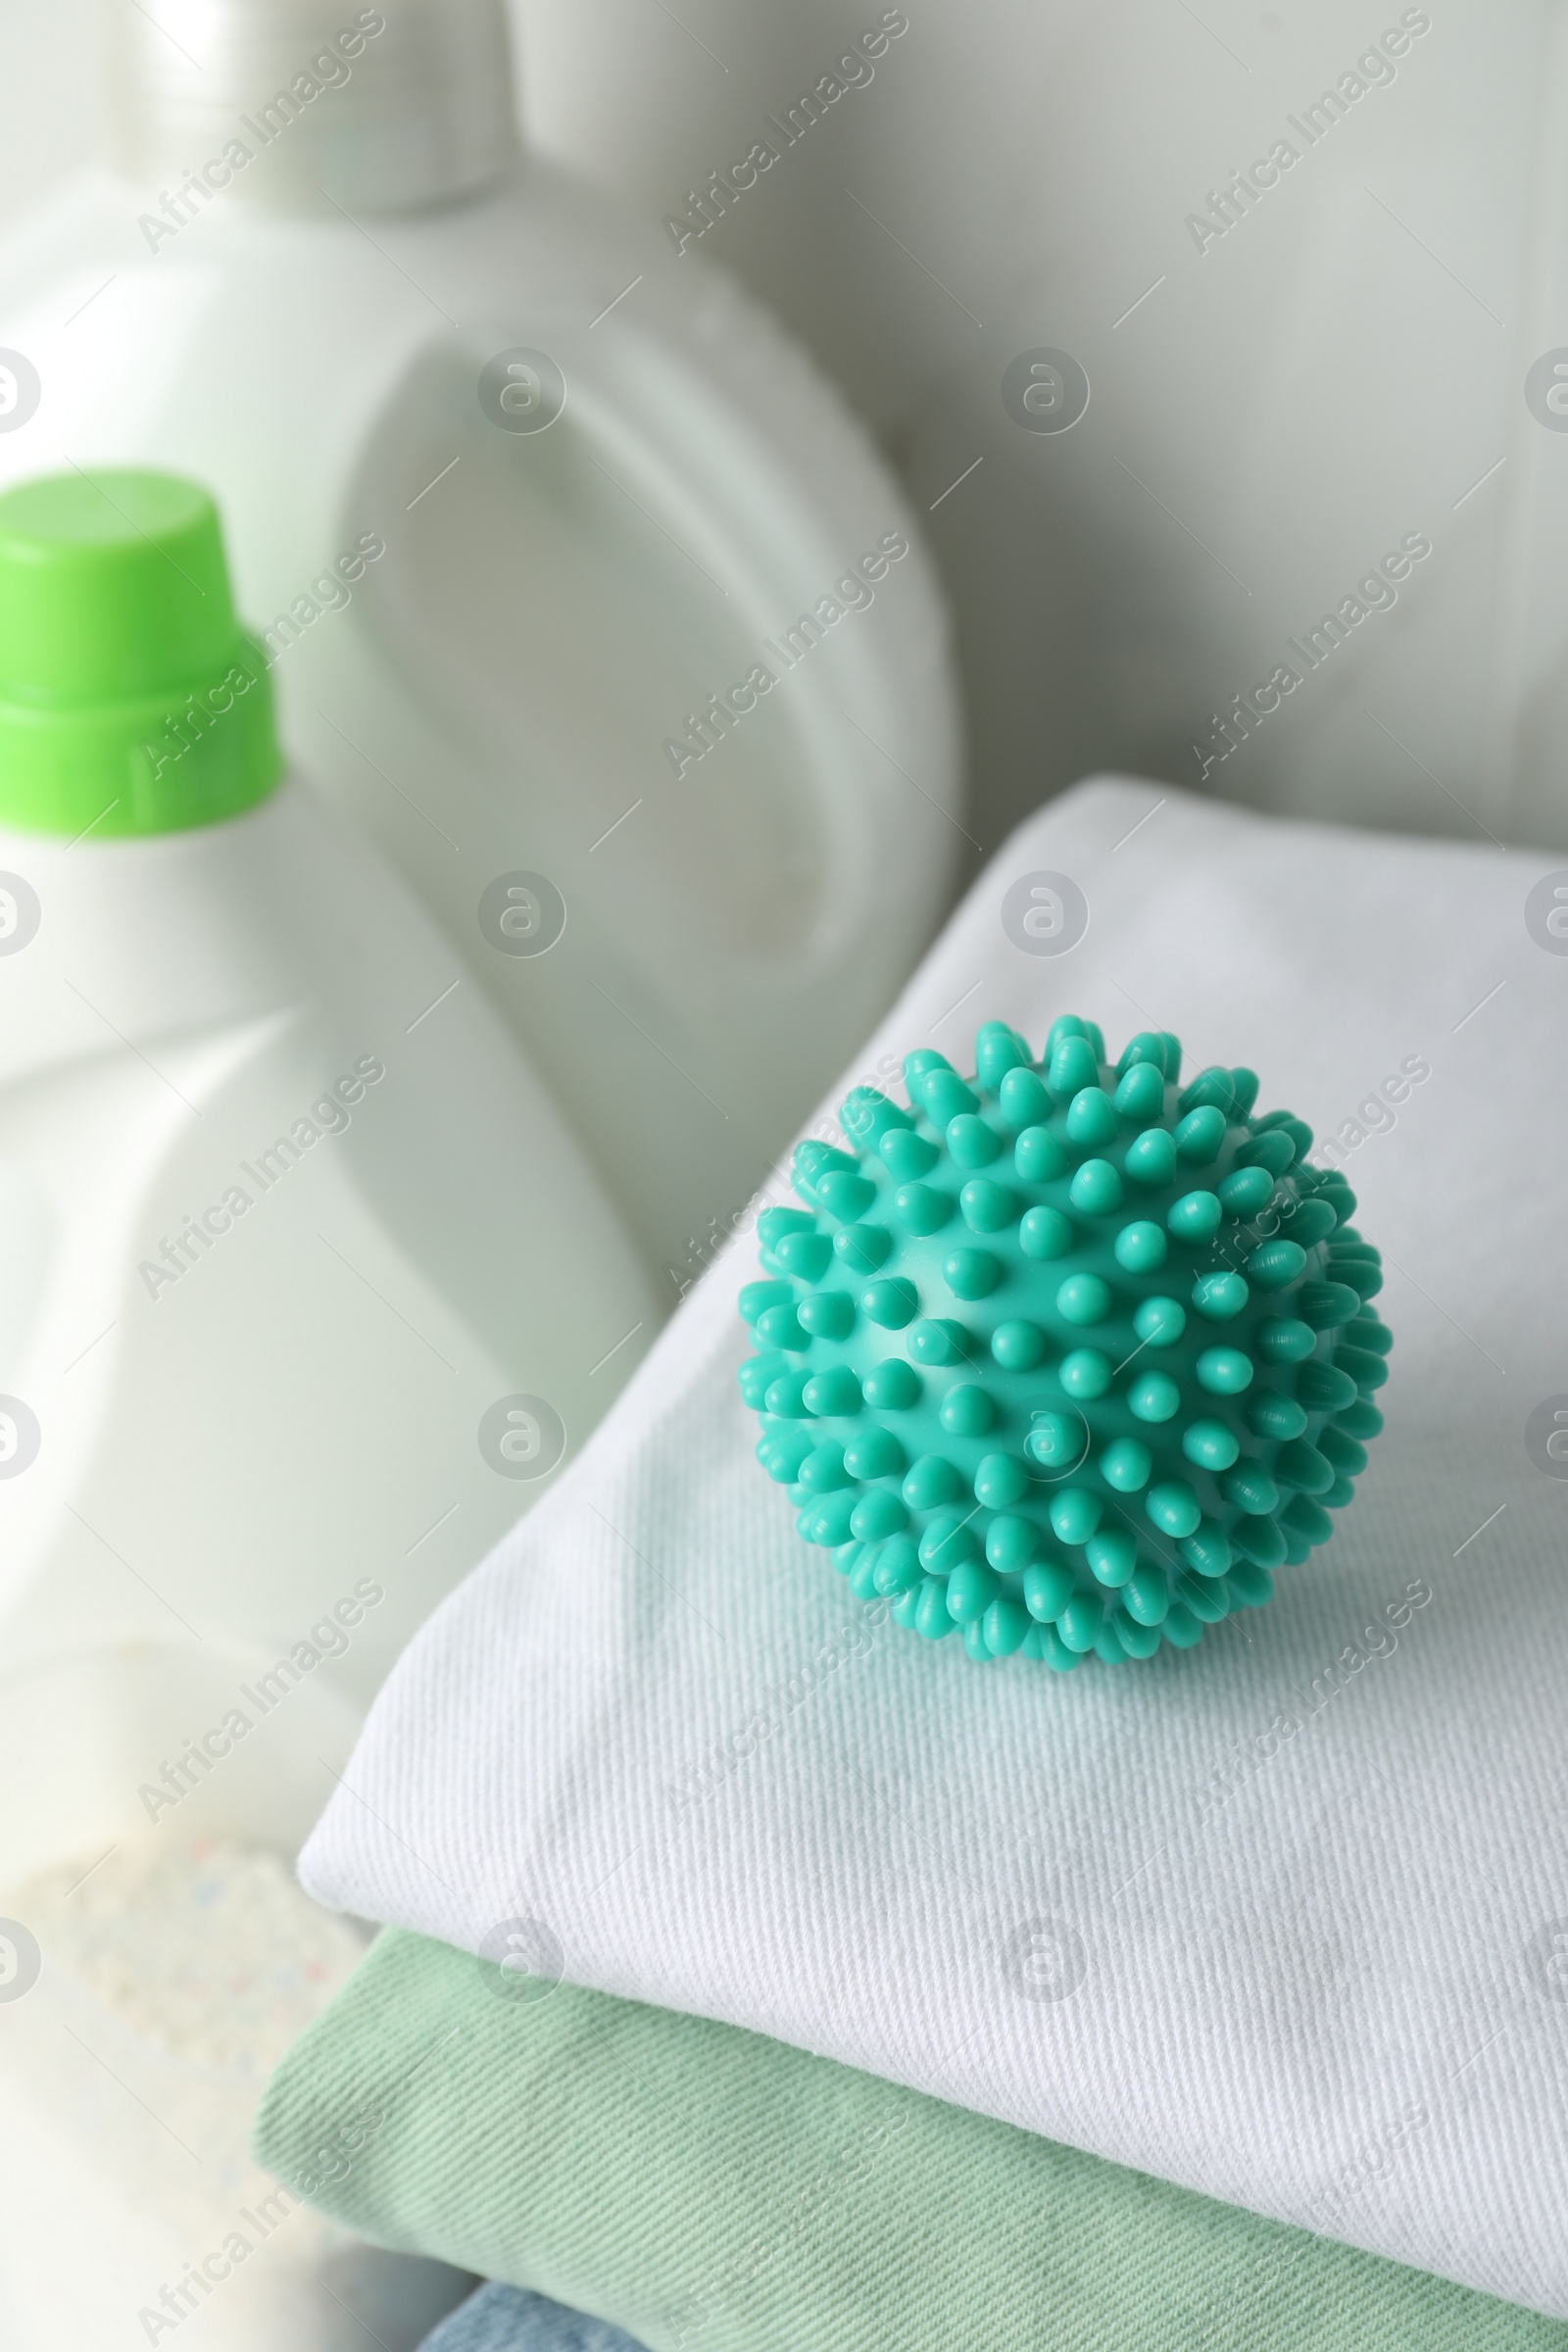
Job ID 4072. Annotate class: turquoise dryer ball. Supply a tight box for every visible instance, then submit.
[737,1016,1392,1668]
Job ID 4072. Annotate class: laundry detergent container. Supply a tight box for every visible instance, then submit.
[0,0,965,1287]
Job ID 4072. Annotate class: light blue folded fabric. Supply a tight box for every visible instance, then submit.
[421,2281,651,2352]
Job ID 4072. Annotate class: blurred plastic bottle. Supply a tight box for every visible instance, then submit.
[0,466,662,1695]
[0,0,963,1289]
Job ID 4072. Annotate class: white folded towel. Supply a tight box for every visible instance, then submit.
[301,778,1568,2320]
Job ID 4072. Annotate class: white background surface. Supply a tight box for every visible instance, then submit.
[7,0,1562,862]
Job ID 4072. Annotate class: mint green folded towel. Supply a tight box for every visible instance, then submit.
[254,1928,1568,2352]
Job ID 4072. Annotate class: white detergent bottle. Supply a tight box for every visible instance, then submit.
[0,0,964,1292]
[0,466,662,1699]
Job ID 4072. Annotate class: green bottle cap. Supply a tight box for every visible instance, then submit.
[0,468,282,837]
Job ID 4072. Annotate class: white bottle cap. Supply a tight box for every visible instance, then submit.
[108,0,518,215]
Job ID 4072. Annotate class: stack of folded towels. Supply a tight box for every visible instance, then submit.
[254,780,1568,2351]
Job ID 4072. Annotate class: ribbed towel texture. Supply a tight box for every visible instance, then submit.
[256,1927,1568,2352]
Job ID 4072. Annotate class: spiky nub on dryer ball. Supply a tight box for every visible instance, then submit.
[738,1017,1392,1668]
